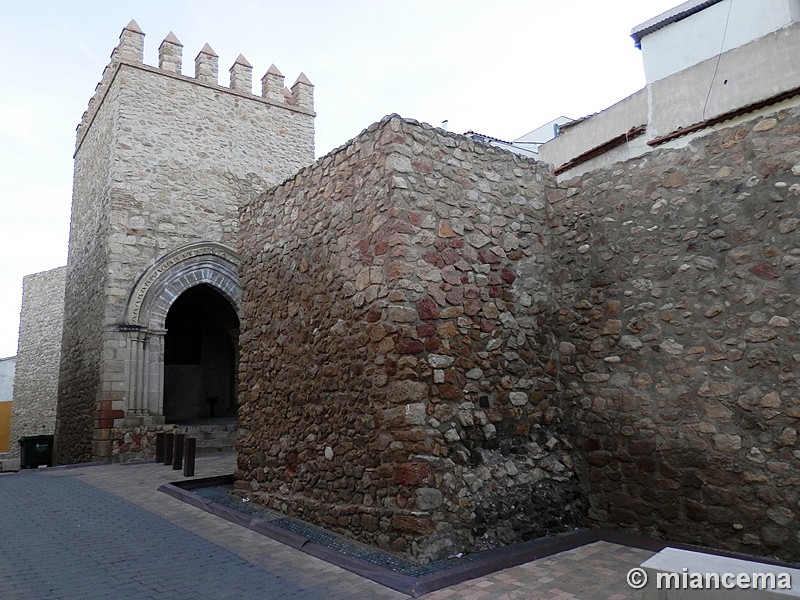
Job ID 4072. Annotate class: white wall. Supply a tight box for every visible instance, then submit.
[649,19,800,137]
[641,0,800,83]
[538,90,648,172]
[515,116,574,146]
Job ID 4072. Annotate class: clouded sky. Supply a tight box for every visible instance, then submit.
[0,0,679,358]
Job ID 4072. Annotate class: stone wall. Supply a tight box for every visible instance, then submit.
[56,23,315,463]
[552,107,800,561]
[55,70,118,464]
[237,115,584,562]
[11,267,66,459]
[100,60,314,330]
[110,424,177,462]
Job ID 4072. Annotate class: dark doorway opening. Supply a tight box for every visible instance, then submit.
[163,284,239,422]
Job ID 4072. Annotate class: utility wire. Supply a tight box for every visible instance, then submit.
[702,0,734,120]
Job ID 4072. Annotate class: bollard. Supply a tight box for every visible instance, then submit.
[164,433,174,466]
[183,437,196,477]
[155,432,165,463]
[172,433,185,470]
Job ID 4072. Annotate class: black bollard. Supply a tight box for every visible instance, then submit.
[155,432,165,463]
[172,433,185,470]
[183,437,196,477]
[164,433,174,466]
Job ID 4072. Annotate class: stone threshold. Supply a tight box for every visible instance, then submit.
[158,475,800,597]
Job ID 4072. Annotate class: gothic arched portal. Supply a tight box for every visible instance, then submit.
[163,284,239,422]
[120,242,241,423]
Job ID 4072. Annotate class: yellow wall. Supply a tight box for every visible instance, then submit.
[0,402,11,452]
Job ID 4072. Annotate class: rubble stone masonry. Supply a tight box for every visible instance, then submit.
[553,107,800,561]
[10,267,66,459]
[239,107,800,563]
[237,116,585,562]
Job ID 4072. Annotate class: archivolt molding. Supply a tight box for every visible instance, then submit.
[125,241,241,329]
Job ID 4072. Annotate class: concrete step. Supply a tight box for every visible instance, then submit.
[174,420,237,455]
[0,452,20,472]
[180,424,237,435]
[193,440,235,453]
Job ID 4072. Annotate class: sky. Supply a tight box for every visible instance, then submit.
[0,0,680,359]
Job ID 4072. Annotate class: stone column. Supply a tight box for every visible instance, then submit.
[146,330,167,423]
[123,327,147,420]
[123,327,166,425]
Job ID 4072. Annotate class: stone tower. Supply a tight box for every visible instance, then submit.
[55,20,315,463]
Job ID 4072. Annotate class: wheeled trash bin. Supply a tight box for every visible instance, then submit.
[18,435,54,469]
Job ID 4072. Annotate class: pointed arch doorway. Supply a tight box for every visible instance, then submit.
[121,241,242,424]
[163,284,239,422]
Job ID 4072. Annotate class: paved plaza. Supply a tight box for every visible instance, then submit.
[0,454,654,599]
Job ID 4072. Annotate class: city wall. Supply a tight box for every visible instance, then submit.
[552,107,800,560]
[237,115,585,562]
[239,107,800,563]
[10,267,66,462]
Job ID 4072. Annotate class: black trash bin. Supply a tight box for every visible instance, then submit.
[19,435,54,469]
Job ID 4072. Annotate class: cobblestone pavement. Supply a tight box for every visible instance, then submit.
[0,454,654,599]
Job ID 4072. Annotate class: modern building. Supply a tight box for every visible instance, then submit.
[539,0,800,178]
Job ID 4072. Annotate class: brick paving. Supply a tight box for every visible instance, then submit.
[421,542,654,600]
[0,454,654,599]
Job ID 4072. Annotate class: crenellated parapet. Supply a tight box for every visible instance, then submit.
[158,31,182,74]
[229,54,252,93]
[75,19,314,152]
[290,72,314,112]
[194,43,219,85]
[261,64,285,103]
[115,19,144,63]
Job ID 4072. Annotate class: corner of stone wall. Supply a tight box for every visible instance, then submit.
[238,115,586,562]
